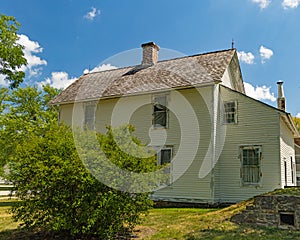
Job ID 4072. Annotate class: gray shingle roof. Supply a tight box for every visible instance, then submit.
[50,49,236,104]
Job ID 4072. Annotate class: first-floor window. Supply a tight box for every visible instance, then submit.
[84,103,96,130]
[157,148,172,166]
[291,157,295,184]
[157,147,172,185]
[240,145,262,186]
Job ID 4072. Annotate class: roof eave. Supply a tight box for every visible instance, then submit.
[50,81,220,106]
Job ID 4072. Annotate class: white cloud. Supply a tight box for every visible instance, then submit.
[259,45,273,63]
[0,75,9,87]
[84,7,101,20]
[17,34,47,77]
[83,63,117,74]
[282,0,300,9]
[252,0,271,9]
[244,82,276,102]
[237,51,255,64]
[296,113,300,118]
[39,72,77,90]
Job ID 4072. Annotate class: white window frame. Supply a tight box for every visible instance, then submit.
[223,101,237,124]
[240,145,262,186]
[291,157,295,184]
[156,147,173,186]
[83,102,97,130]
[157,147,173,166]
[152,94,169,128]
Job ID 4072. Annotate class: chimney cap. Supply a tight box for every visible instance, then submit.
[141,42,160,51]
[277,80,284,85]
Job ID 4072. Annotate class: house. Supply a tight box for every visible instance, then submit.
[50,42,300,204]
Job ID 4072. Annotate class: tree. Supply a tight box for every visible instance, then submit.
[292,116,300,134]
[1,85,158,238]
[0,15,27,88]
[7,124,156,239]
[0,85,59,172]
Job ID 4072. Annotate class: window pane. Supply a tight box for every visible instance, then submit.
[153,95,167,127]
[161,149,171,165]
[242,147,261,184]
[85,105,95,130]
[224,102,237,124]
[154,112,166,127]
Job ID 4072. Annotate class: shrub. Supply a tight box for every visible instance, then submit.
[7,123,157,239]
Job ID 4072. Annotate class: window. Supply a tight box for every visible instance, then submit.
[291,157,294,184]
[284,160,288,186]
[84,103,96,130]
[224,101,237,124]
[240,146,262,186]
[153,95,168,128]
[157,147,172,185]
[157,148,172,166]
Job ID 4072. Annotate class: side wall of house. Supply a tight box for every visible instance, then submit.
[129,87,214,203]
[59,86,215,203]
[214,86,282,203]
[279,117,296,187]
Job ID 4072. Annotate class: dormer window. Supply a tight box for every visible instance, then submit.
[153,95,168,128]
[224,101,237,124]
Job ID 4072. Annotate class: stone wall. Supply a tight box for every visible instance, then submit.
[231,194,300,230]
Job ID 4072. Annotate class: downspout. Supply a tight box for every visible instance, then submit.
[210,84,219,203]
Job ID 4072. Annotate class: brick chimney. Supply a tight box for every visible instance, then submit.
[277,80,286,111]
[141,42,160,65]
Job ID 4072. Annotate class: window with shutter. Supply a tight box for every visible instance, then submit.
[240,146,262,186]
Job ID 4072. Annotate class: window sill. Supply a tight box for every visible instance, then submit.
[241,183,262,188]
[152,126,168,130]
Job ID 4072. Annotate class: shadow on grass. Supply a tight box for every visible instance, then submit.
[185,226,300,240]
[0,228,135,240]
[0,201,17,207]
[0,229,78,240]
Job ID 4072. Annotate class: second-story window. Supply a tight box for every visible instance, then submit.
[153,95,168,128]
[224,101,237,124]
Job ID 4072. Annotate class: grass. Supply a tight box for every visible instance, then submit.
[0,198,300,239]
[134,200,300,239]
[0,198,20,240]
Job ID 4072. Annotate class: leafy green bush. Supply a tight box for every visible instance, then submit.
[7,123,157,239]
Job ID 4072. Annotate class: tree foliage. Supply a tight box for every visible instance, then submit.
[0,85,59,172]
[7,124,156,239]
[292,116,300,134]
[1,85,157,239]
[0,14,27,88]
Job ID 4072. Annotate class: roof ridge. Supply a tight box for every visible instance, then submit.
[84,48,236,75]
[157,48,236,64]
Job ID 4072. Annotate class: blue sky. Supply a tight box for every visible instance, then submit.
[1,0,300,116]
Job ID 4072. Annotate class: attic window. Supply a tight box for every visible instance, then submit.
[224,101,237,124]
[153,95,168,128]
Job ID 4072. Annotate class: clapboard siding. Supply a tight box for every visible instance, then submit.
[58,83,296,203]
[60,103,74,126]
[214,86,282,203]
[280,117,296,187]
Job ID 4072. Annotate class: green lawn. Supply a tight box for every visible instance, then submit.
[134,200,300,239]
[0,198,300,239]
